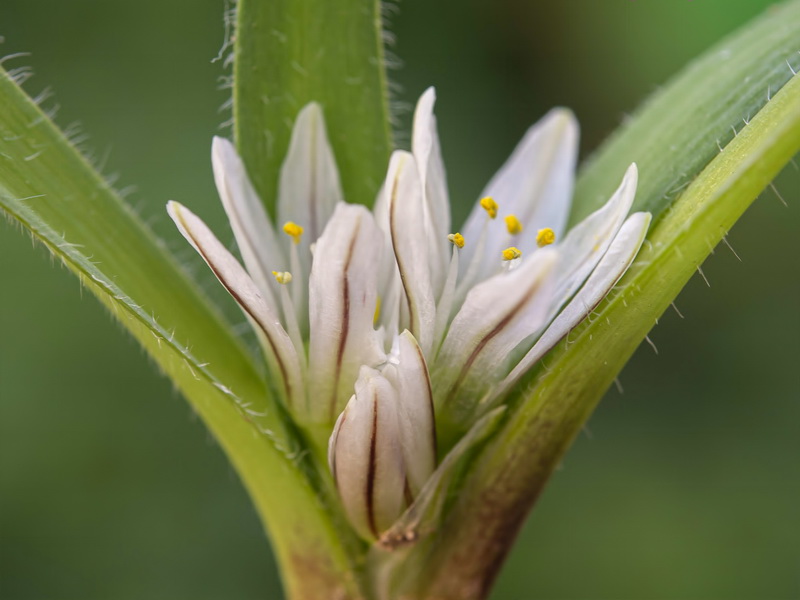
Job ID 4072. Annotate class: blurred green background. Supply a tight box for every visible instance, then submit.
[1,1,798,598]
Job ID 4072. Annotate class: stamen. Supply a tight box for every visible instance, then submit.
[447,232,465,248]
[273,269,305,367]
[480,197,498,219]
[287,238,304,322]
[504,215,523,235]
[454,219,490,300]
[536,228,556,247]
[502,247,522,261]
[283,221,304,244]
[373,296,382,327]
[272,270,293,284]
[434,240,461,351]
[455,196,500,300]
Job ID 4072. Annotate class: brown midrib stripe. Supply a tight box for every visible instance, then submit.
[185,224,293,404]
[412,339,437,463]
[329,217,361,421]
[223,177,272,287]
[445,277,544,407]
[365,391,380,539]
[388,167,417,336]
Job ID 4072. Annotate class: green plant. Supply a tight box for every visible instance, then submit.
[1,1,798,598]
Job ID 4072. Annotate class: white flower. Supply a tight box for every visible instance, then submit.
[167,88,650,540]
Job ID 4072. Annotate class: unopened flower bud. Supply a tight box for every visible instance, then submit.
[382,331,436,498]
[328,367,406,540]
[328,333,438,541]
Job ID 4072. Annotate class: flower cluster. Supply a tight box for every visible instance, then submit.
[168,88,650,541]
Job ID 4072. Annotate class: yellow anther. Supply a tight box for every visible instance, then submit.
[282,221,304,244]
[502,247,522,261]
[536,227,556,247]
[504,214,523,235]
[447,232,465,249]
[480,197,498,219]
[373,296,382,326]
[272,270,293,284]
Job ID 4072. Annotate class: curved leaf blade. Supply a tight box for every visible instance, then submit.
[0,68,362,599]
[571,0,800,225]
[234,0,393,213]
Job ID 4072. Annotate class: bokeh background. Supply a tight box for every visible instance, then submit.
[1,1,798,598]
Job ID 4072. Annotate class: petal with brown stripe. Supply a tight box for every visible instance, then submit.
[167,201,305,410]
[385,150,437,356]
[329,367,406,541]
[308,203,386,424]
[211,136,284,316]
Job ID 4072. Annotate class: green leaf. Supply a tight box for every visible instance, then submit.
[234,0,393,214]
[412,69,800,600]
[571,0,800,225]
[0,68,363,599]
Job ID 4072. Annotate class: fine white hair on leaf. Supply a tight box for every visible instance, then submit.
[696,264,711,287]
[7,65,34,86]
[0,51,32,65]
[214,0,237,130]
[212,0,237,65]
[769,181,788,207]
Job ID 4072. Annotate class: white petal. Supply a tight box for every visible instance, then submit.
[278,102,343,244]
[551,163,638,304]
[329,367,406,540]
[494,211,651,401]
[459,109,578,284]
[276,104,343,335]
[308,203,386,423]
[167,201,305,408]
[433,248,557,431]
[382,331,436,498]
[386,150,437,355]
[412,87,451,296]
[211,136,283,315]
[372,182,403,336]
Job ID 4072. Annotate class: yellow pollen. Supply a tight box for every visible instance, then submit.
[502,247,522,261]
[480,197,498,219]
[536,228,556,247]
[504,215,523,235]
[272,270,293,284]
[373,296,382,326]
[282,221,304,244]
[447,232,465,248]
